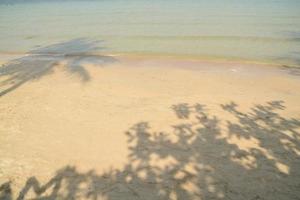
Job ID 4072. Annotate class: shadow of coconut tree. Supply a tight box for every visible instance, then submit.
[0,38,117,97]
[0,101,299,199]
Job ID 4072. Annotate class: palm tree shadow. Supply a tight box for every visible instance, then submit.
[1,101,300,200]
[0,38,117,97]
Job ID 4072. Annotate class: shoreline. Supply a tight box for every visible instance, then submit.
[1,51,299,69]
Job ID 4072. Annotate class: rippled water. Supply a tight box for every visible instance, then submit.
[0,0,300,65]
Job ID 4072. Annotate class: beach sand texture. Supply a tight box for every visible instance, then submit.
[0,39,300,199]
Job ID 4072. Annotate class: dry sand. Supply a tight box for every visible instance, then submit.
[0,55,300,199]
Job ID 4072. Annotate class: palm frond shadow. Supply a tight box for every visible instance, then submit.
[0,38,117,97]
[1,101,300,199]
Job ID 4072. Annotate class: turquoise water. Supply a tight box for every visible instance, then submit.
[0,0,300,65]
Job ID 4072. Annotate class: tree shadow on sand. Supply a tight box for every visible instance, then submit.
[0,38,117,97]
[1,101,300,199]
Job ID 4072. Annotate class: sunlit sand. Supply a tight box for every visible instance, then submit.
[1,41,300,199]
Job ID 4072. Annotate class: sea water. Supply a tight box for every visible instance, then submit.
[0,0,300,66]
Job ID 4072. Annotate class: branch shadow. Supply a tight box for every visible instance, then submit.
[0,38,117,97]
[281,64,300,76]
[277,48,300,76]
[1,101,300,199]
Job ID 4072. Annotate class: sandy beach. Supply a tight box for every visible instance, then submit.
[0,53,300,199]
[1,0,300,198]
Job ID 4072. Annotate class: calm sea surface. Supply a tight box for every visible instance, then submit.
[0,0,300,65]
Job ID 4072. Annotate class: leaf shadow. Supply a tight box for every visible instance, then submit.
[1,101,300,199]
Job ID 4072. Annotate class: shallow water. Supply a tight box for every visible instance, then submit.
[0,0,300,65]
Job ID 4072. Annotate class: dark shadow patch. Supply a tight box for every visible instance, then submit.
[0,182,12,200]
[281,65,300,76]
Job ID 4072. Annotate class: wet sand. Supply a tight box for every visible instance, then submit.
[0,55,300,199]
